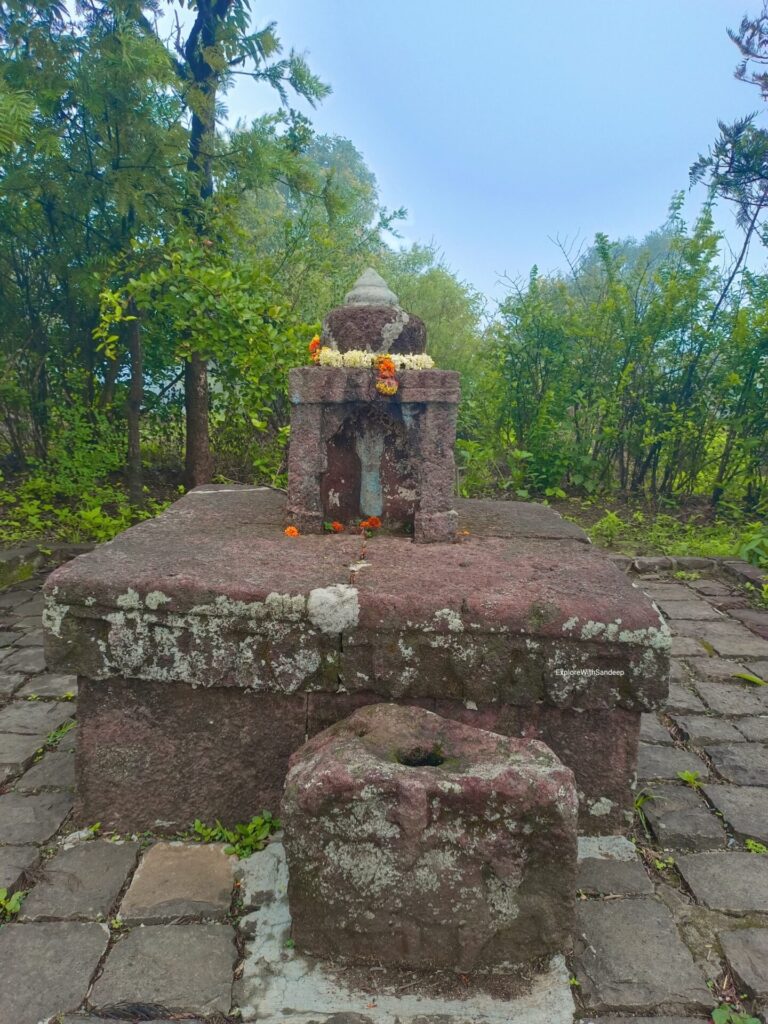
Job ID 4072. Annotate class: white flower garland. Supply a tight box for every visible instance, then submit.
[317,347,435,370]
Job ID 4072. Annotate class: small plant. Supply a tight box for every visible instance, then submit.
[711,1004,761,1024]
[674,570,701,581]
[25,694,40,701]
[745,838,768,854]
[653,854,675,871]
[191,811,280,859]
[568,975,580,988]
[109,916,123,930]
[589,510,625,547]
[677,769,703,790]
[634,788,655,831]
[44,720,75,748]
[732,671,767,687]
[87,822,101,836]
[283,937,295,949]
[0,887,25,920]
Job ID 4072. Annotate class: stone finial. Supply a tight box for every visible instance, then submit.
[344,268,399,308]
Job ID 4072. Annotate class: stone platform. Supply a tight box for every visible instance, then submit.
[41,486,670,833]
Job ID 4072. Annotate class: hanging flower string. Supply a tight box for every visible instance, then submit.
[308,335,321,363]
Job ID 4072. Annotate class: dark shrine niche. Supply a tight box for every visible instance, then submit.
[320,404,419,528]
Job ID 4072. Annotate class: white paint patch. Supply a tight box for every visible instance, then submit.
[306,584,359,634]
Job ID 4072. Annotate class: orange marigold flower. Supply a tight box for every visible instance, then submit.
[309,335,321,352]
[331,521,345,533]
[376,355,396,377]
[284,525,299,537]
[360,515,382,530]
[375,378,399,396]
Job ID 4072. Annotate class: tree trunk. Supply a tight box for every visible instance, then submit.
[184,351,213,488]
[179,0,228,485]
[126,305,144,505]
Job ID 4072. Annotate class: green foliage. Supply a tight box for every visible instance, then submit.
[0,887,25,921]
[733,671,767,687]
[745,838,768,854]
[43,719,75,749]
[191,812,280,859]
[711,1005,761,1024]
[677,770,703,789]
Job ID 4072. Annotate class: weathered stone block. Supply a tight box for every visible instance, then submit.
[282,703,578,972]
[74,677,306,830]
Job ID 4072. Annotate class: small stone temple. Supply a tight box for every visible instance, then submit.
[42,270,670,841]
[286,269,460,542]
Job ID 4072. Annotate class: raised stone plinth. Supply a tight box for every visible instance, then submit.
[282,703,578,971]
[42,486,670,834]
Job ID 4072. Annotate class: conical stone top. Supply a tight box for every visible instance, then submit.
[344,268,399,307]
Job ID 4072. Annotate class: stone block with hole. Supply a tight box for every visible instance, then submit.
[281,703,578,973]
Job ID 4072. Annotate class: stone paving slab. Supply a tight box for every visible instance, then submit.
[702,785,768,843]
[14,627,43,647]
[671,714,745,744]
[118,841,235,923]
[664,680,706,714]
[14,749,74,791]
[577,857,654,895]
[0,700,71,734]
[577,835,638,861]
[676,852,768,912]
[673,621,768,659]
[643,784,725,851]
[656,600,724,620]
[0,843,39,891]
[735,716,768,741]
[640,713,674,744]
[704,742,768,785]
[572,898,711,1014]
[0,671,23,696]
[2,646,46,674]
[90,924,236,1015]
[692,679,768,716]
[17,671,77,698]
[685,657,746,681]
[0,730,46,767]
[19,839,139,921]
[59,724,77,751]
[671,636,708,657]
[747,659,768,680]
[719,927,768,999]
[0,921,109,1024]
[637,743,708,782]
[641,583,693,600]
[0,790,72,844]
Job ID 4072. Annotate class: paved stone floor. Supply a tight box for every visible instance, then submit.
[1,559,768,1023]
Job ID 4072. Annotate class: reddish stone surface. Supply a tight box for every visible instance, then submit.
[286,368,460,542]
[309,695,639,832]
[282,703,577,971]
[322,305,427,354]
[74,677,306,830]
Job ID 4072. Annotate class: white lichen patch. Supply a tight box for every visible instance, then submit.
[433,608,464,633]
[42,599,69,639]
[116,588,141,610]
[588,797,614,817]
[307,584,359,634]
[561,616,578,633]
[145,590,171,610]
[485,871,521,922]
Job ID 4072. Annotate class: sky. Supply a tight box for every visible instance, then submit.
[221,1,764,302]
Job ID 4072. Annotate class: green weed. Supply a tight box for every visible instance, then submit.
[0,887,25,920]
[191,811,280,859]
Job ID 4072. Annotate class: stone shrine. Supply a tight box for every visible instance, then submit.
[286,269,460,542]
[41,271,670,840]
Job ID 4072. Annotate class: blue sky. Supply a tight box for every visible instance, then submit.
[223,1,762,301]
